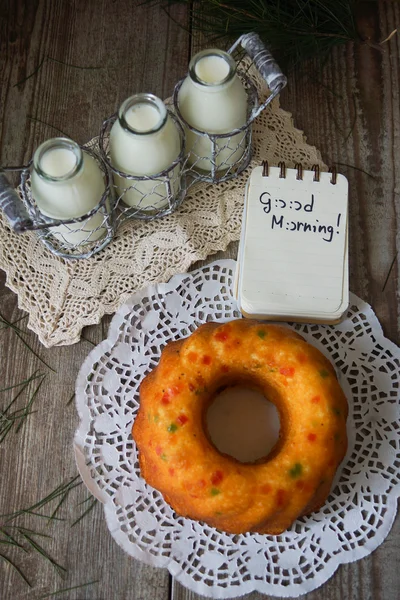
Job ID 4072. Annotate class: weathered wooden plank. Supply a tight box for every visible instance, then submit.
[0,2,189,599]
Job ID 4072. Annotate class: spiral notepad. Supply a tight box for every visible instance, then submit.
[235,162,349,323]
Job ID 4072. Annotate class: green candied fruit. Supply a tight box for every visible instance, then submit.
[154,414,160,423]
[257,330,267,339]
[167,423,178,433]
[160,454,168,461]
[289,463,303,478]
[210,488,221,496]
[319,369,329,378]
[194,386,208,396]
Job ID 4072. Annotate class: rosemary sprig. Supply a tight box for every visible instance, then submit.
[39,578,99,599]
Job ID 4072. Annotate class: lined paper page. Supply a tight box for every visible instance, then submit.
[240,166,348,316]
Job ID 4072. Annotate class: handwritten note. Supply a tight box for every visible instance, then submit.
[238,166,348,318]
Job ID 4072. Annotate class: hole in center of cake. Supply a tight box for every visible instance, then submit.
[206,386,280,463]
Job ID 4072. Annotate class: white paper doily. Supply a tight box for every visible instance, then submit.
[74,259,400,599]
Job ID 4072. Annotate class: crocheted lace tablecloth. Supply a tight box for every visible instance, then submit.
[0,63,325,347]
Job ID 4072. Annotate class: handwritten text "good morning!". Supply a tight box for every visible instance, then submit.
[259,192,342,243]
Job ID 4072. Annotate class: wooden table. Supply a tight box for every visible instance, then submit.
[0,2,399,599]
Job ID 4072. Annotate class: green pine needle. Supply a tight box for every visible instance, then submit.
[0,373,46,442]
[150,0,375,68]
[1,475,82,522]
[0,528,28,552]
[0,372,44,394]
[0,312,55,372]
[71,498,97,528]
[0,553,32,587]
[14,55,104,87]
[39,579,99,599]
[66,392,75,406]
[18,532,67,577]
[27,116,71,139]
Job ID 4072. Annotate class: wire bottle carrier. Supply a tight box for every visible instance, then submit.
[0,32,286,259]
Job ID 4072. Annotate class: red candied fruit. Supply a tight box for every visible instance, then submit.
[215,331,229,342]
[176,414,188,426]
[211,470,224,486]
[155,445,163,456]
[298,353,307,364]
[279,366,295,377]
[307,433,317,442]
[161,384,181,404]
[202,355,212,365]
[276,489,286,507]
[161,392,171,405]
[169,468,175,477]
[188,383,195,392]
[311,395,321,404]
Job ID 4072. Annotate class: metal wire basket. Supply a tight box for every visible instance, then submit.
[173,32,287,184]
[0,31,286,257]
[0,147,115,260]
[99,109,186,224]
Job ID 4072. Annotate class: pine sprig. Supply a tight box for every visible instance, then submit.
[0,477,98,589]
[0,476,82,523]
[0,311,55,372]
[0,372,46,443]
[151,0,386,68]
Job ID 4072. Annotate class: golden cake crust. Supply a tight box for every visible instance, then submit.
[133,320,348,534]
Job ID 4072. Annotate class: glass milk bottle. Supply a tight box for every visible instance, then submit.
[109,94,181,213]
[30,138,107,245]
[177,49,248,172]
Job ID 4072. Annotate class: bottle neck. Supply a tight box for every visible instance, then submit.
[188,49,237,92]
[118,94,168,137]
[33,138,83,183]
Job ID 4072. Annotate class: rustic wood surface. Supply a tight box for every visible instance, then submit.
[0,1,399,599]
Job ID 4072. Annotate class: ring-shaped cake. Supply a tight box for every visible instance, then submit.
[133,320,348,534]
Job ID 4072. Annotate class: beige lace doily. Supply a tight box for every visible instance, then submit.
[0,63,325,347]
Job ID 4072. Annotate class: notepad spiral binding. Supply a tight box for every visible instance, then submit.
[261,160,337,184]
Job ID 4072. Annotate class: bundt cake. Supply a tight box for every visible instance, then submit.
[133,320,348,534]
